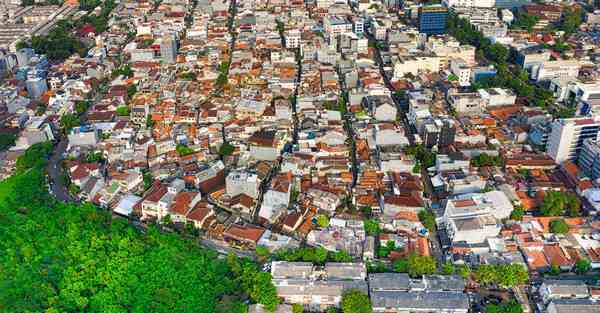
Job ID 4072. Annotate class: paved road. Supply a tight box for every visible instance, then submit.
[47,137,77,202]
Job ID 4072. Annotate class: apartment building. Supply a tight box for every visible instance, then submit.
[547,116,600,164]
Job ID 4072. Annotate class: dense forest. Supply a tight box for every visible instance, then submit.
[0,143,278,312]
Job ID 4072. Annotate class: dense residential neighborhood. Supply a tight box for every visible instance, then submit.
[2,0,600,311]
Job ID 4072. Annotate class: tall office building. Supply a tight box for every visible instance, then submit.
[418,6,448,35]
[161,33,177,64]
[547,116,600,164]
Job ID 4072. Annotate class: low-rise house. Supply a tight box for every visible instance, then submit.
[546,299,600,313]
[540,280,590,304]
[223,224,266,250]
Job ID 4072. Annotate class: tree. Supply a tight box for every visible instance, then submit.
[219,143,235,157]
[293,304,304,313]
[176,144,195,156]
[470,153,504,167]
[316,215,329,228]
[341,289,372,313]
[378,241,396,258]
[0,134,16,151]
[560,8,583,35]
[575,259,591,274]
[250,272,280,312]
[486,43,509,64]
[142,169,153,191]
[146,115,156,128]
[361,206,372,218]
[364,219,380,236]
[329,250,352,263]
[256,246,271,262]
[418,210,436,232]
[85,151,103,163]
[393,258,409,273]
[127,84,137,98]
[179,72,197,81]
[475,264,528,288]
[510,206,525,221]
[74,101,88,115]
[116,106,130,117]
[549,219,569,234]
[111,65,133,78]
[407,253,436,277]
[457,264,471,279]
[367,261,389,273]
[442,262,456,275]
[315,247,328,264]
[549,265,561,276]
[59,113,80,131]
[16,141,53,172]
[511,12,539,32]
[539,191,580,217]
[486,300,523,313]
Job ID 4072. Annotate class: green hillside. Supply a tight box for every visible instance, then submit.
[0,143,278,313]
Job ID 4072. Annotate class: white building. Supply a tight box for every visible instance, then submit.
[550,80,600,105]
[478,88,516,107]
[226,171,260,199]
[12,117,55,150]
[393,55,441,79]
[447,90,483,115]
[547,116,600,164]
[323,15,353,37]
[441,195,503,244]
[532,60,581,82]
[68,125,99,147]
[450,58,471,87]
[285,29,301,49]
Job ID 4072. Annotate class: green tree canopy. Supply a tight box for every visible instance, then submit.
[539,191,581,217]
[0,133,16,151]
[364,219,380,236]
[341,289,372,313]
[487,300,523,313]
[116,106,131,117]
[549,219,569,234]
[510,206,525,221]
[442,262,456,275]
[407,253,437,277]
[575,259,591,274]
[475,264,529,288]
[316,214,330,228]
[60,113,80,131]
[418,210,436,232]
[176,144,195,156]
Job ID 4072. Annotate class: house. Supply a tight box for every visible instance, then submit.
[168,191,203,223]
[258,173,292,224]
[138,182,168,220]
[546,299,600,313]
[382,192,426,217]
[186,203,215,229]
[363,95,397,122]
[540,280,590,304]
[69,162,100,187]
[226,171,260,199]
[223,224,266,250]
